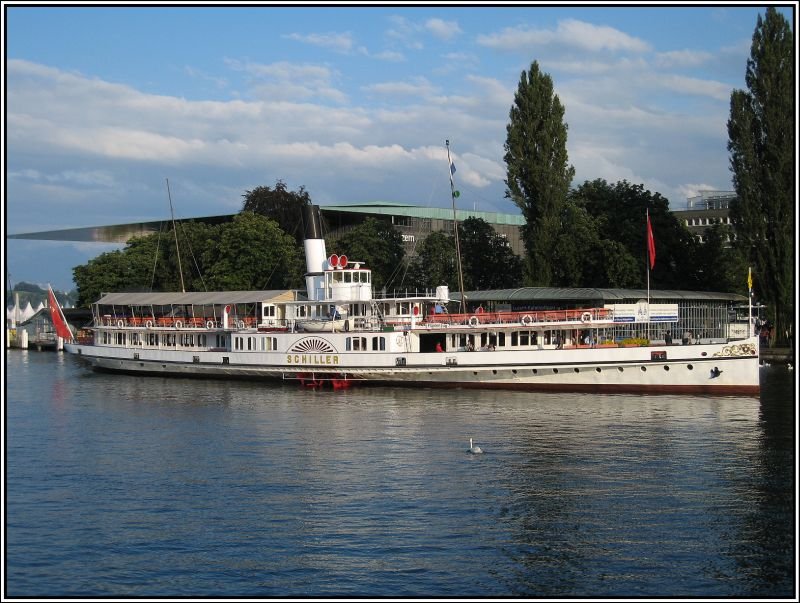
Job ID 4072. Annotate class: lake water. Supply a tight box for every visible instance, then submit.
[4,349,795,597]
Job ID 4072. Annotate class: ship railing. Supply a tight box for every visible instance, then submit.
[423,308,614,328]
[96,316,260,329]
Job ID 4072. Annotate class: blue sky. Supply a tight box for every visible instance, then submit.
[4,3,795,291]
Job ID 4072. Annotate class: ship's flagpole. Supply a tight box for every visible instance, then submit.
[646,209,656,314]
[748,266,753,337]
[446,140,467,315]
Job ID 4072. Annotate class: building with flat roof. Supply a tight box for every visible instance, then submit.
[672,190,735,244]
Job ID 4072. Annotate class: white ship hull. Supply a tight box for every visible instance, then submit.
[66,335,760,396]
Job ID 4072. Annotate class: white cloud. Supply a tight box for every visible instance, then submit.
[363,77,437,98]
[425,18,462,41]
[477,19,650,54]
[654,49,714,68]
[284,31,355,53]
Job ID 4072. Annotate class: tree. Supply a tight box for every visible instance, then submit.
[458,217,523,290]
[242,180,311,244]
[329,218,405,293]
[568,179,701,290]
[73,244,154,307]
[405,231,459,292]
[205,212,303,290]
[727,8,794,345]
[504,60,575,286]
[694,224,747,293]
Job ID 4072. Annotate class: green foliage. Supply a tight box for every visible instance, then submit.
[694,224,748,293]
[73,247,152,307]
[73,213,303,306]
[566,180,701,290]
[205,213,303,290]
[504,60,575,286]
[405,218,523,292]
[405,231,458,291]
[728,8,794,344]
[458,217,523,290]
[330,218,405,292]
[242,180,311,244]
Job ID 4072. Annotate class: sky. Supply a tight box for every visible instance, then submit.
[3,2,796,292]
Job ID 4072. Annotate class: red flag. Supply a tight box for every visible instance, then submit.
[646,212,656,270]
[48,285,73,341]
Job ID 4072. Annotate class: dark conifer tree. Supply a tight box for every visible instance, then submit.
[727,8,794,345]
[504,60,574,286]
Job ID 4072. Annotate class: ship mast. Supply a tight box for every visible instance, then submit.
[446,140,467,315]
[166,178,186,293]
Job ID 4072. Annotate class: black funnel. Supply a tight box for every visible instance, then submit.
[302,204,323,240]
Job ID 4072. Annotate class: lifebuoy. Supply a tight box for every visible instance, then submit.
[206,320,214,329]
[581,312,592,324]
[469,316,479,327]
[521,314,532,326]
[145,320,153,328]
[237,320,245,329]
[174,320,183,329]
[117,319,124,328]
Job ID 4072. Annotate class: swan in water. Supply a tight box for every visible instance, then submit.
[468,438,483,454]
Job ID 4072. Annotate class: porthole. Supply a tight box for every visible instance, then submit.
[664,366,670,371]
[553,368,559,374]
[473,371,478,376]
[595,367,602,373]
[701,352,707,357]
[687,364,693,370]
[618,367,624,372]
[532,369,538,374]
[492,370,498,375]
[640,366,647,372]
[512,369,517,375]
[574,368,580,373]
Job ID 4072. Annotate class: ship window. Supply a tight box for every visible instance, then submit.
[344,272,352,283]
[372,336,385,351]
[332,272,343,283]
[511,332,518,346]
[498,333,505,347]
[520,331,529,346]
[263,305,276,318]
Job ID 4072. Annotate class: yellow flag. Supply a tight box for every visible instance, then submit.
[747,267,753,290]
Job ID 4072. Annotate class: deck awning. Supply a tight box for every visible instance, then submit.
[95,290,302,306]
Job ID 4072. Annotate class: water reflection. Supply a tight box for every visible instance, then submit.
[4,351,795,597]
